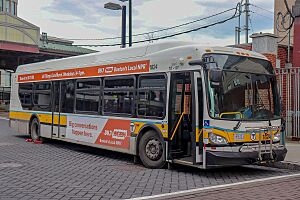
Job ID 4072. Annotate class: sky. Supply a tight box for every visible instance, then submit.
[18,0,274,51]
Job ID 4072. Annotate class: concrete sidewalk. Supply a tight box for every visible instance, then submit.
[285,142,300,164]
[262,141,300,170]
[0,111,8,119]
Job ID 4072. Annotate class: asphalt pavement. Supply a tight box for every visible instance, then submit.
[0,117,299,200]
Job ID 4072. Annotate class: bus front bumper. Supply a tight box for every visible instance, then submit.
[206,146,287,167]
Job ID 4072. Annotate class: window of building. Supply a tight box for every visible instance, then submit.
[33,82,52,111]
[5,0,9,13]
[75,78,101,114]
[61,80,75,113]
[19,83,33,110]
[4,70,12,87]
[0,0,4,12]
[103,77,135,115]
[137,74,166,118]
[11,1,16,15]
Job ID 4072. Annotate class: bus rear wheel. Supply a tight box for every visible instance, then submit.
[30,118,42,142]
[139,130,165,169]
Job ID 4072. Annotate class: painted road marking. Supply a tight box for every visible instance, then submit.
[129,173,300,200]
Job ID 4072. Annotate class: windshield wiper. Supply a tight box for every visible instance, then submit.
[233,120,242,130]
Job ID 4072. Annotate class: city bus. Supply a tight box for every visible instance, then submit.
[9,41,287,169]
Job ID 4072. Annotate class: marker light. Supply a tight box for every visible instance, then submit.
[273,133,281,143]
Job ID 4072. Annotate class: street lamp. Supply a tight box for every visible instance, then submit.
[119,0,132,47]
[104,2,126,48]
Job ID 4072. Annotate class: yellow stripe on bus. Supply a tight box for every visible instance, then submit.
[9,111,32,121]
[9,111,67,126]
[133,122,168,139]
[202,128,279,143]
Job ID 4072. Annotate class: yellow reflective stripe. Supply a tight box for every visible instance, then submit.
[9,111,31,121]
[9,111,67,126]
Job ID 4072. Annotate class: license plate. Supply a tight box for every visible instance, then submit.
[234,133,244,141]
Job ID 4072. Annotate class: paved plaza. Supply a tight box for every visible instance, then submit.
[0,119,298,200]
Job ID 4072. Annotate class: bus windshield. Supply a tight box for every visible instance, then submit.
[204,54,280,121]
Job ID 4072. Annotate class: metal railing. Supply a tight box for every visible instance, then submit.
[276,68,300,139]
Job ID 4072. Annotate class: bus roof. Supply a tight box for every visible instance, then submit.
[16,41,268,75]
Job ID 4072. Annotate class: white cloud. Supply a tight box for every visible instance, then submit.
[17,0,274,50]
[135,0,205,27]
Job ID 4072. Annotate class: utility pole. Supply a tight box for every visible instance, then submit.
[129,0,132,47]
[121,5,126,48]
[235,1,243,44]
[244,0,250,43]
[238,2,242,44]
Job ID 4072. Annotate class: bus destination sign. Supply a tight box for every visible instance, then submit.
[17,60,150,83]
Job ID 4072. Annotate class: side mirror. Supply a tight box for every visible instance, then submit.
[188,60,204,66]
[209,69,223,85]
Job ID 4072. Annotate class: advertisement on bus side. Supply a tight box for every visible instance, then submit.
[66,115,131,149]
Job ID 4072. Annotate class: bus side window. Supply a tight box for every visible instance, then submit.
[75,78,101,114]
[137,74,166,119]
[19,83,33,110]
[61,80,75,114]
[103,76,135,116]
[33,82,52,111]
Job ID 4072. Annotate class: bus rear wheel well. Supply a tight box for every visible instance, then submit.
[136,125,163,155]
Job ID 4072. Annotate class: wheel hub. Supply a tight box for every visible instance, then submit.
[145,138,162,161]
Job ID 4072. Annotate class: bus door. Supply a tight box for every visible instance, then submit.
[52,81,73,139]
[168,72,196,164]
[195,72,204,164]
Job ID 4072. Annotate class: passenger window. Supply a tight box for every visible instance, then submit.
[33,82,52,111]
[76,79,101,114]
[137,74,166,118]
[103,77,135,115]
[19,83,33,110]
[61,80,75,114]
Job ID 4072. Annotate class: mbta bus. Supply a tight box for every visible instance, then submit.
[9,41,287,169]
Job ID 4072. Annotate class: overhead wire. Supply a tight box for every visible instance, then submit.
[250,10,273,20]
[250,4,273,14]
[74,4,240,47]
[278,32,289,43]
[69,7,238,41]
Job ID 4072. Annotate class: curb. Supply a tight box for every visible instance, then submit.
[262,161,300,171]
[0,116,9,121]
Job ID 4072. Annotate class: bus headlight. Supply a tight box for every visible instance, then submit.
[209,133,228,145]
[273,133,281,143]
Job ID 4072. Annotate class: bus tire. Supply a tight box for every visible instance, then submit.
[139,130,165,169]
[30,118,42,142]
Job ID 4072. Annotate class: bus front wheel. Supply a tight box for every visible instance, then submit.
[30,118,42,142]
[139,130,165,169]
